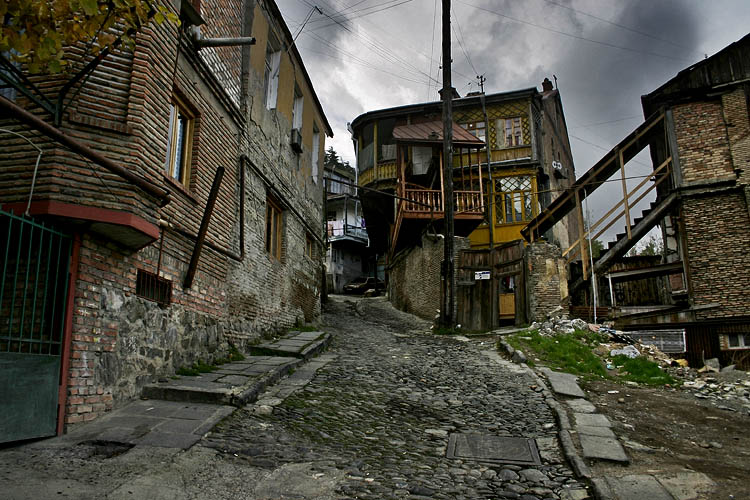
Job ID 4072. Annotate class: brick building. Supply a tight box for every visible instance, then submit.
[0,0,332,442]
[350,81,578,323]
[524,33,750,367]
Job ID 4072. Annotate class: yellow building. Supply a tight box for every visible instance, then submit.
[350,79,578,258]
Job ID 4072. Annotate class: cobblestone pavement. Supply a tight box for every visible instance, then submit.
[204,296,586,499]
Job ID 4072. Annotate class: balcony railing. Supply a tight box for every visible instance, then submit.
[327,220,368,241]
[400,188,483,217]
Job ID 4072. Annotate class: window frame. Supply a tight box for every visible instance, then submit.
[265,196,283,260]
[726,333,750,350]
[496,117,525,148]
[165,94,195,187]
[494,175,535,224]
[311,126,320,184]
[264,35,281,110]
[305,234,314,259]
[461,121,487,149]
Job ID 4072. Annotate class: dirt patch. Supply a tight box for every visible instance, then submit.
[582,379,750,499]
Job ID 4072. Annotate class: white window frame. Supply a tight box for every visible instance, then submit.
[264,35,281,110]
[311,127,320,184]
[292,86,304,130]
[726,333,750,349]
[165,95,195,187]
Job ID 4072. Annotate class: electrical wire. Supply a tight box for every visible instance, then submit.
[455,0,693,62]
[537,0,700,54]
[451,5,479,77]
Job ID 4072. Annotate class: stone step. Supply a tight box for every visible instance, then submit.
[142,356,303,406]
[250,331,331,359]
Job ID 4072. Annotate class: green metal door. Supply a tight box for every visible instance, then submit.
[0,210,72,443]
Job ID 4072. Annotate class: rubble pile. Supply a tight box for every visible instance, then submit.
[527,310,750,413]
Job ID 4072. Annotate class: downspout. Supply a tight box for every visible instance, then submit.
[57,232,81,435]
[0,96,170,207]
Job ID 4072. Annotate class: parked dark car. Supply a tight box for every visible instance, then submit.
[343,277,385,295]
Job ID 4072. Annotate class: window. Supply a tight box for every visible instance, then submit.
[264,35,281,110]
[292,86,303,130]
[494,176,534,224]
[136,269,172,306]
[165,95,195,186]
[312,127,320,184]
[265,197,283,259]
[727,333,750,349]
[496,117,524,148]
[305,234,314,259]
[461,121,486,148]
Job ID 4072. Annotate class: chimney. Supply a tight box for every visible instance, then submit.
[541,77,553,92]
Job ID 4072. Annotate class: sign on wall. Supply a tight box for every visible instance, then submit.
[474,270,491,280]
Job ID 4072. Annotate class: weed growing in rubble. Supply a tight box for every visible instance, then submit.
[506,329,608,378]
[611,355,677,386]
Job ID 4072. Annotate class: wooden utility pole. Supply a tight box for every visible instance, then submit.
[441,0,455,327]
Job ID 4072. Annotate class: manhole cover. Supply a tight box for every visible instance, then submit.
[446,434,541,466]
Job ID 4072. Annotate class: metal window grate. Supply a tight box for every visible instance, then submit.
[135,269,171,306]
[0,210,71,355]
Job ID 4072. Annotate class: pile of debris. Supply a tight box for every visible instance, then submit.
[678,363,750,414]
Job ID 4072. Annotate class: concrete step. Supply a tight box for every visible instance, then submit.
[142,356,303,406]
[250,330,331,359]
[142,331,332,407]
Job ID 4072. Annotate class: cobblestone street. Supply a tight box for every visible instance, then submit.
[204,296,584,499]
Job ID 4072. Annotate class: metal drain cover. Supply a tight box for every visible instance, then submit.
[446,434,541,465]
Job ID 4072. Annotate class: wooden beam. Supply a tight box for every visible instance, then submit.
[575,189,588,280]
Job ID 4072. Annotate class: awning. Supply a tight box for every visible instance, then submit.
[392,120,486,148]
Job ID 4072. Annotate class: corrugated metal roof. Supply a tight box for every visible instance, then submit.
[392,120,485,147]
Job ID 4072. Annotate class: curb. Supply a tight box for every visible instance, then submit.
[497,340,593,481]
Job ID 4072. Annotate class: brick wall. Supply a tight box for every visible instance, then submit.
[389,234,470,321]
[673,100,734,184]
[0,0,328,429]
[680,192,750,319]
[524,241,569,323]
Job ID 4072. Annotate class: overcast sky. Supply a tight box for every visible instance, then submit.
[277,0,748,241]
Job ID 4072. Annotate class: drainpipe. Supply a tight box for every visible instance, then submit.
[57,232,81,435]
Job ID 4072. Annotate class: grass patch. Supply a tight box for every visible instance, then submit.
[292,325,319,332]
[175,359,217,376]
[505,329,608,378]
[176,366,200,376]
[228,345,245,361]
[611,355,677,386]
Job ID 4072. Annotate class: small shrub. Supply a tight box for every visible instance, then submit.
[194,360,216,373]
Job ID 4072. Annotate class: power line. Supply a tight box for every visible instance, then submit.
[455,0,693,62]
[538,0,700,55]
[570,115,641,129]
[427,0,438,100]
[451,5,478,77]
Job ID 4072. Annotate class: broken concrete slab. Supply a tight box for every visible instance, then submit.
[565,398,597,414]
[603,474,673,500]
[251,331,331,359]
[576,425,617,438]
[574,412,612,427]
[540,368,586,398]
[579,434,629,463]
[657,472,717,500]
[142,356,302,406]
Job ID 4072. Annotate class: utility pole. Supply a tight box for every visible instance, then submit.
[479,83,497,326]
[441,0,455,328]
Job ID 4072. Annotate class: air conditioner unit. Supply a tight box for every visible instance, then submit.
[290,128,303,154]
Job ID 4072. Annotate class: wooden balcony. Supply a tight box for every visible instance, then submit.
[400,185,484,219]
